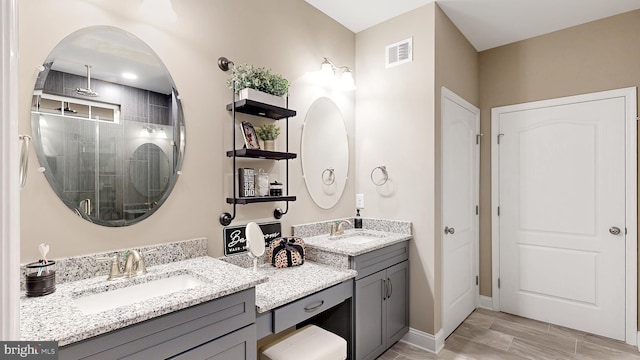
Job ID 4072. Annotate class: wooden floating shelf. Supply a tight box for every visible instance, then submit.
[226,148,297,160]
[226,99,296,120]
[226,196,296,205]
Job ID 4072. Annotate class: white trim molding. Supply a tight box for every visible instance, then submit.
[0,0,20,341]
[478,296,493,310]
[491,87,637,346]
[400,328,444,354]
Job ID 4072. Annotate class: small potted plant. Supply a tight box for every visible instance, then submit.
[255,124,281,151]
[227,64,289,107]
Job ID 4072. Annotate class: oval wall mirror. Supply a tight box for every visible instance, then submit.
[129,143,170,198]
[30,26,185,226]
[301,97,349,209]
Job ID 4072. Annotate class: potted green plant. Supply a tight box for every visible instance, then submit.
[255,124,281,151]
[227,64,289,107]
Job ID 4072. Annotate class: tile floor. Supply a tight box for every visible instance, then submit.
[377,308,640,359]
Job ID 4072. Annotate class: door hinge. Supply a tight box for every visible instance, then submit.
[497,206,500,216]
[476,133,483,145]
[476,276,479,286]
[497,133,504,144]
[498,278,501,288]
[476,205,479,215]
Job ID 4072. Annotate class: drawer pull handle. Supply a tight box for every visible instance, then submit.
[304,300,325,312]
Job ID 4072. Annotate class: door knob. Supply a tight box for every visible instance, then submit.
[444,226,455,235]
[609,227,621,235]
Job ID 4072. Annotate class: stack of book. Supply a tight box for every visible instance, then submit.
[238,168,255,197]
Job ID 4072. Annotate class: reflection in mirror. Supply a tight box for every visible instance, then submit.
[130,143,170,197]
[31,26,185,226]
[301,97,349,209]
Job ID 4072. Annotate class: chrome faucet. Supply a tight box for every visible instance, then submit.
[330,219,352,236]
[97,249,155,280]
[123,249,147,278]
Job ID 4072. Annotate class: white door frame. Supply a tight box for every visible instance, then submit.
[441,86,480,335]
[490,87,638,346]
[0,0,20,340]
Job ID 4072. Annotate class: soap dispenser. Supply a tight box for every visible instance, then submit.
[354,209,363,230]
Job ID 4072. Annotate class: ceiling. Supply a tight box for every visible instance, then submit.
[304,0,640,51]
[47,26,173,95]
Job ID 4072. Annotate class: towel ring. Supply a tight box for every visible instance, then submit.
[370,165,388,186]
[322,168,335,185]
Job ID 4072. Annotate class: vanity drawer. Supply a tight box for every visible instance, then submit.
[59,288,255,360]
[273,280,352,333]
[352,241,409,280]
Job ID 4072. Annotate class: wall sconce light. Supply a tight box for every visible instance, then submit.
[321,57,356,91]
[140,125,168,139]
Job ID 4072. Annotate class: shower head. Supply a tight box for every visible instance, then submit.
[75,88,99,97]
[75,65,99,97]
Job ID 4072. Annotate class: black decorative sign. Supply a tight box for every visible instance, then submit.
[223,222,282,256]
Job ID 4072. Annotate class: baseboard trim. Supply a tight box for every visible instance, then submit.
[637,331,640,351]
[478,295,493,310]
[400,328,444,354]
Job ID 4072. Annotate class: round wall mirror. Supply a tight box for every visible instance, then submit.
[129,143,170,197]
[301,97,349,209]
[30,26,185,226]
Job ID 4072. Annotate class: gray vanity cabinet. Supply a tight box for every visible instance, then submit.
[353,241,409,360]
[59,288,256,360]
[355,269,387,359]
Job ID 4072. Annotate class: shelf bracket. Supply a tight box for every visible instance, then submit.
[217,57,234,72]
[274,201,289,219]
[274,95,292,220]
[220,56,237,226]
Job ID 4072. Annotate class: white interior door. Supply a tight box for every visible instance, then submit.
[492,88,636,342]
[441,87,479,339]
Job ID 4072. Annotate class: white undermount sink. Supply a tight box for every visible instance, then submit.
[73,274,205,315]
[330,232,384,245]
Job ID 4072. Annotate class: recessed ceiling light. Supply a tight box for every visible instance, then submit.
[122,72,137,80]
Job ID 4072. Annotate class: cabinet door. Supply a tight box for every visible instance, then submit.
[170,324,256,360]
[385,260,409,344]
[355,270,387,360]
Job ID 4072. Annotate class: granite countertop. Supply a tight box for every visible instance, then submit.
[220,257,357,313]
[20,256,267,346]
[302,229,411,256]
[254,262,356,313]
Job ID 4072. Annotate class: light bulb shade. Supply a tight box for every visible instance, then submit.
[139,129,151,138]
[321,61,334,76]
[340,70,356,91]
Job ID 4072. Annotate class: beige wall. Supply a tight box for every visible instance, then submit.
[19,0,356,262]
[434,5,479,331]
[354,3,477,336]
[478,10,640,323]
[355,3,436,334]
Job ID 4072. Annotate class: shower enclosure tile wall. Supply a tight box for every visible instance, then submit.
[37,70,173,222]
